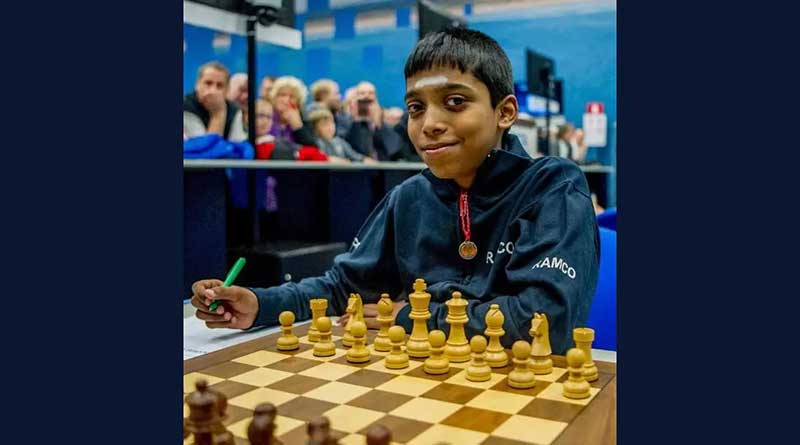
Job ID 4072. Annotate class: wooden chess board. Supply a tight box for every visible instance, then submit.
[184,324,616,445]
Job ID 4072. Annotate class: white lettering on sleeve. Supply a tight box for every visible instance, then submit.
[531,256,577,280]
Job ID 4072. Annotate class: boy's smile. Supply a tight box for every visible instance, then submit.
[405,67,512,189]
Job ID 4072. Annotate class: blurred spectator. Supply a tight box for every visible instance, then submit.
[338,86,357,136]
[306,79,341,115]
[383,107,404,128]
[591,193,605,215]
[226,73,248,140]
[259,75,276,100]
[252,98,326,161]
[227,73,248,110]
[308,109,376,164]
[556,123,588,163]
[184,61,239,140]
[307,79,352,139]
[573,128,589,162]
[344,81,402,161]
[390,110,422,162]
[268,76,318,147]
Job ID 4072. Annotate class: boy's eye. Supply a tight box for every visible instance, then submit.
[445,96,467,107]
[406,102,424,114]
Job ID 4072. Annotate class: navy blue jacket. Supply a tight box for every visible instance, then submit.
[251,134,599,354]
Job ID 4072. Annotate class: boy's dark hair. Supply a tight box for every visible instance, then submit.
[404,28,513,108]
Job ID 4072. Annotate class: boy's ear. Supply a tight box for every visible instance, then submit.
[496,94,518,131]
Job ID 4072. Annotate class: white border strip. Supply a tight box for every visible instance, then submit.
[183,1,302,49]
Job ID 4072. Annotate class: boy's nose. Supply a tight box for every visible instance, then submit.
[422,117,447,137]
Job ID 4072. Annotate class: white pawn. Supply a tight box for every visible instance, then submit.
[313,317,336,357]
[424,330,450,375]
[385,326,409,369]
[508,341,536,389]
[466,335,492,382]
[562,348,591,399]
[347,321,371,363]
[277,311,299,351]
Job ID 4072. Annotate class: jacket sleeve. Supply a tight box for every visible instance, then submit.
[344,121,375,157]
[396,162,600,354]
[250,188,403,327]
[339,138,365,162]
[292,122,319,147]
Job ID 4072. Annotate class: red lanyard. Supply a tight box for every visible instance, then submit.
[458,189,477,260]
[459,189,471,243]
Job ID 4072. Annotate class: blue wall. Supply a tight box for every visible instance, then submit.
[183,7,616,167]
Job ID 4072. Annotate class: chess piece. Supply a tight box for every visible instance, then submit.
[313,317,336,357]
[573,327,599,382]
[508,340,536,389]
[248,403,280,445]
[342,294,357,347]
[384,325,409,369]
[185,379,234,445]
[563,348,591,399]
[444,291,471,362]
[373,294,394,352]
[307,416,332,445]
[209,387,235,445]
[406,278,431,358]
[466,335,492,382]
[366,424,392,445]
[529,313,553,374]
[308,299,328,343]
[484,304,508,368]
[342,294,365,347]
[347,321,371,363]
[423,330,450,374]
[185,379,219,445]
[277,311,300,351]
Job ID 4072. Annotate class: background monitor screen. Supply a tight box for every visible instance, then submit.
[526,48,555,97]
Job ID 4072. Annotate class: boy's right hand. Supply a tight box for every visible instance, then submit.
[190,279,259,330]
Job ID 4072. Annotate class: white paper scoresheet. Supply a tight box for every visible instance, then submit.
[183,301,333,360]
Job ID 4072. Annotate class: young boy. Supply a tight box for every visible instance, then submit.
[308,108,377,163]
[190,28,599,354]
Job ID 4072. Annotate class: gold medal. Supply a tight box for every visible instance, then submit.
[459,241,478,260]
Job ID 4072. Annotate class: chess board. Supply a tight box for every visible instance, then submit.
[184,324,616,445]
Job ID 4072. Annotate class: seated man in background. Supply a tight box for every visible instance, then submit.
[308,108,377,164]
[184,61,240,140]
[305,79,340,115]
[225,73,249,142]
[307,79,352,139]
[344,81,403,161]
[227,73,249,111]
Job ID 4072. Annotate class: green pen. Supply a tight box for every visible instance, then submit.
[208,257,247,312]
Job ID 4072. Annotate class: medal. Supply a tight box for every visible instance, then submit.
[458,189,477,260]
[459,240,478,260]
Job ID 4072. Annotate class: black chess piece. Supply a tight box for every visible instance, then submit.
[366,424,391,445]
[248,403,279,445]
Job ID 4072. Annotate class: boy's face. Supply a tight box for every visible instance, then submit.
[405,67,509,188]
[255,101,273,137]
[315,118,336,140]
